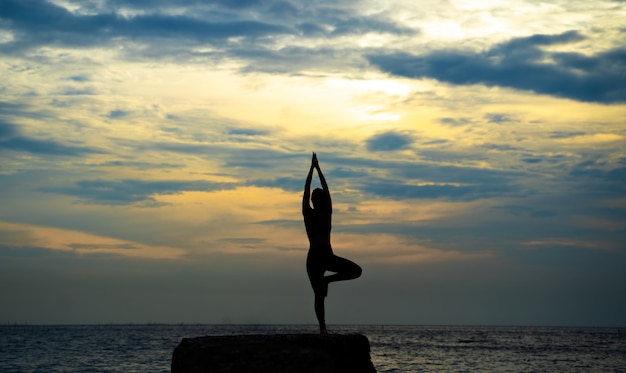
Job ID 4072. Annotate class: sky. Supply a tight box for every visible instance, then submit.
[0,0,625,327]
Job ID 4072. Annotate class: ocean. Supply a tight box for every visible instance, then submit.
[1,325,625,372]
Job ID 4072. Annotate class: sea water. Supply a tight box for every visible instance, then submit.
[1,325,625,372]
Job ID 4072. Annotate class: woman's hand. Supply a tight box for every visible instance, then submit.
[312,152,319,168]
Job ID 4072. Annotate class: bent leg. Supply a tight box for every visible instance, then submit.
[307,251,360,334]
[325,255,362,283]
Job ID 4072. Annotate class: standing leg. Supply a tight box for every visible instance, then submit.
[307,255,329,334]
[310,276,328,334]
[314,291,328,334]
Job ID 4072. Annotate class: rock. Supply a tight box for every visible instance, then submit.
[171,333,377,373]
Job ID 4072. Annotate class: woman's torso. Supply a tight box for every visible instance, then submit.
[304,208,332,250]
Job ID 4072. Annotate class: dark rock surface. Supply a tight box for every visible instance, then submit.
[171,333,377,373]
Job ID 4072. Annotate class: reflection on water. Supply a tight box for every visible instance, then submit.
[1,325,625,372]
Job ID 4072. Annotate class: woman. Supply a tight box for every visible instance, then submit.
[303,152,362,334]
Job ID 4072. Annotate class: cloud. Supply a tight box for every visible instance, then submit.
[119,16,290,41]
[549,131,587,139]
[227,128,270,136]
[481,144,519,152]
[103,0,290,11]
[61,87,96,96]
[0,121,18,138]
[393,161,522,186]
[0,0,419,75]
[366,131,414,152]
[246,177,303,192]
[0,221,186,259]
[92,160,182,170]
[360,181,515,201]
[0,0,414,54]
[66,74,91,82]
[107,110,131,119]
[151,140,301,171]
[233,45,362,74]
[485,113,512,123]
[570,162,626,195]
[321,13,417,37]
[439,117,471,126]
[0,0,292,53]
[0,119,101,157]
[0,134,101,157]
[368,31,626,103]
[40,178,238,205]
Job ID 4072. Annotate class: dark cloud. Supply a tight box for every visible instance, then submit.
[549,131,586,139]
[0,121,102,157]
[119,16,290,41]
[102,0,277,10]
[326,14,416,37]
[0,0,420,76]
[66,74,91,82]
[0,121,18,138]
[91,160,182,169]
[152,142,215,155]
[107,110,131,119]
[0,0,416,65]
[422,139,449,146]
[61,87,96,96]
[485,113,512,123]
[246,177,303,192]
[227,128,270,136]
[439,117,471,126]
[223,156,282,169]
[368,31,626,103]
[394,161,522,186]
[327,167,371,179]
[360,180,515,201]
[521,157,543,164]
[481,144,519,151]
[0,117,100,156]
[366,131,414,152]
[0,0,291,53]
[495,204,555,218]
[0,137,99,156]
[233,45,361,74]
[40,178,238,205]
[0,101,52,123]
[570,163,626,195]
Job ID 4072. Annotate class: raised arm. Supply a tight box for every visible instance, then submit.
[313,153,332,213]
[303,154,315,214]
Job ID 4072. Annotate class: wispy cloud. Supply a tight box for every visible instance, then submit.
[40,178,238,205]
[0,221,186,259]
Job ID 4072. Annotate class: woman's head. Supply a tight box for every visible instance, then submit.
[311,188,328,209]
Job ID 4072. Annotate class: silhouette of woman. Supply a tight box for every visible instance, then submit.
[303,152,362,334]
